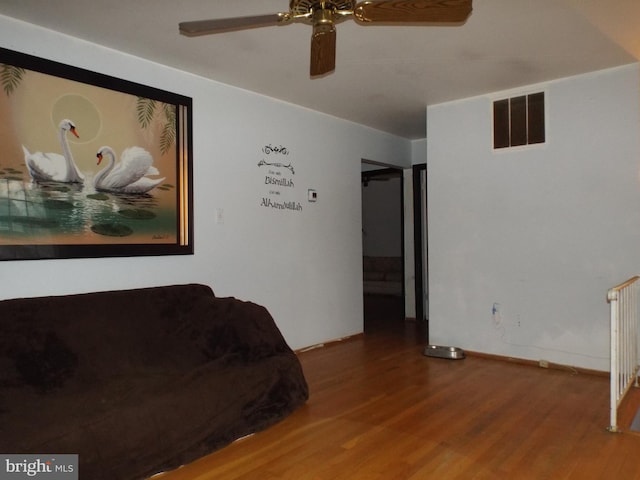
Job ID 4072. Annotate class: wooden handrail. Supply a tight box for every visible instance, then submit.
[607,275,640,302]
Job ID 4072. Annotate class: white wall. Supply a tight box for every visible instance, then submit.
[0,15,412,350]
[427,64,640,371]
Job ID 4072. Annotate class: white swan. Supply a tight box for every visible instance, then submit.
[94,146,165,194]
[22,119,84,183]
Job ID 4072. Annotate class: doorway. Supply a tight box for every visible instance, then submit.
[361,164,405,332]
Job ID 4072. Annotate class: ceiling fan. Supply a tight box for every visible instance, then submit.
[179,0,472,77]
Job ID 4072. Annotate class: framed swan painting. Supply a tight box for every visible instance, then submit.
[0,47,193,260]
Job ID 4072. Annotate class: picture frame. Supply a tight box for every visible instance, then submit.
[0,47,193,260]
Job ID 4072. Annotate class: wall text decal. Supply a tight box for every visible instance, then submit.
[257,144,301,212]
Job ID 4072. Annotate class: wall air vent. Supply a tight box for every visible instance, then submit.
[493,92,545,149]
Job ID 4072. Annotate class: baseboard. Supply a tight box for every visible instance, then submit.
[295,333,365,354]
[296,339,608,377]
[464,350,608,377]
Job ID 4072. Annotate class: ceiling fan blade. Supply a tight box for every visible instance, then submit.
[179,13,285,37]
[353,0,472,24]
[310,24,337,77]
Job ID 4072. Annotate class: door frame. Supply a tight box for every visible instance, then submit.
[413,163,428,333]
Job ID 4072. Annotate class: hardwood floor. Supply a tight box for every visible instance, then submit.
[157,312,640,480]
[363,294,408,333]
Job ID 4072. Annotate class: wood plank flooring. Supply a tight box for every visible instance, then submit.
[156,302,640,480]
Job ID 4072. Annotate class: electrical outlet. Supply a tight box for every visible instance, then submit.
[539,360,549,369]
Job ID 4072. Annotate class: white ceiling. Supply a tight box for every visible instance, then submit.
[1,0,638,139]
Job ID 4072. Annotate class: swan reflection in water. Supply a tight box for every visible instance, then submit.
[0,171,174,240]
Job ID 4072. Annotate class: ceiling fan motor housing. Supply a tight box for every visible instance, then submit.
[291,0,356,24]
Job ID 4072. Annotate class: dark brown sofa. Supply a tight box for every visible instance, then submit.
[0,284,308,480]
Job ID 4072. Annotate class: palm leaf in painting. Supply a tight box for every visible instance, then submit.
[1,64,26,96]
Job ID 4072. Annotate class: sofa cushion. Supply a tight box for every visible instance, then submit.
[363,256,403,296]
